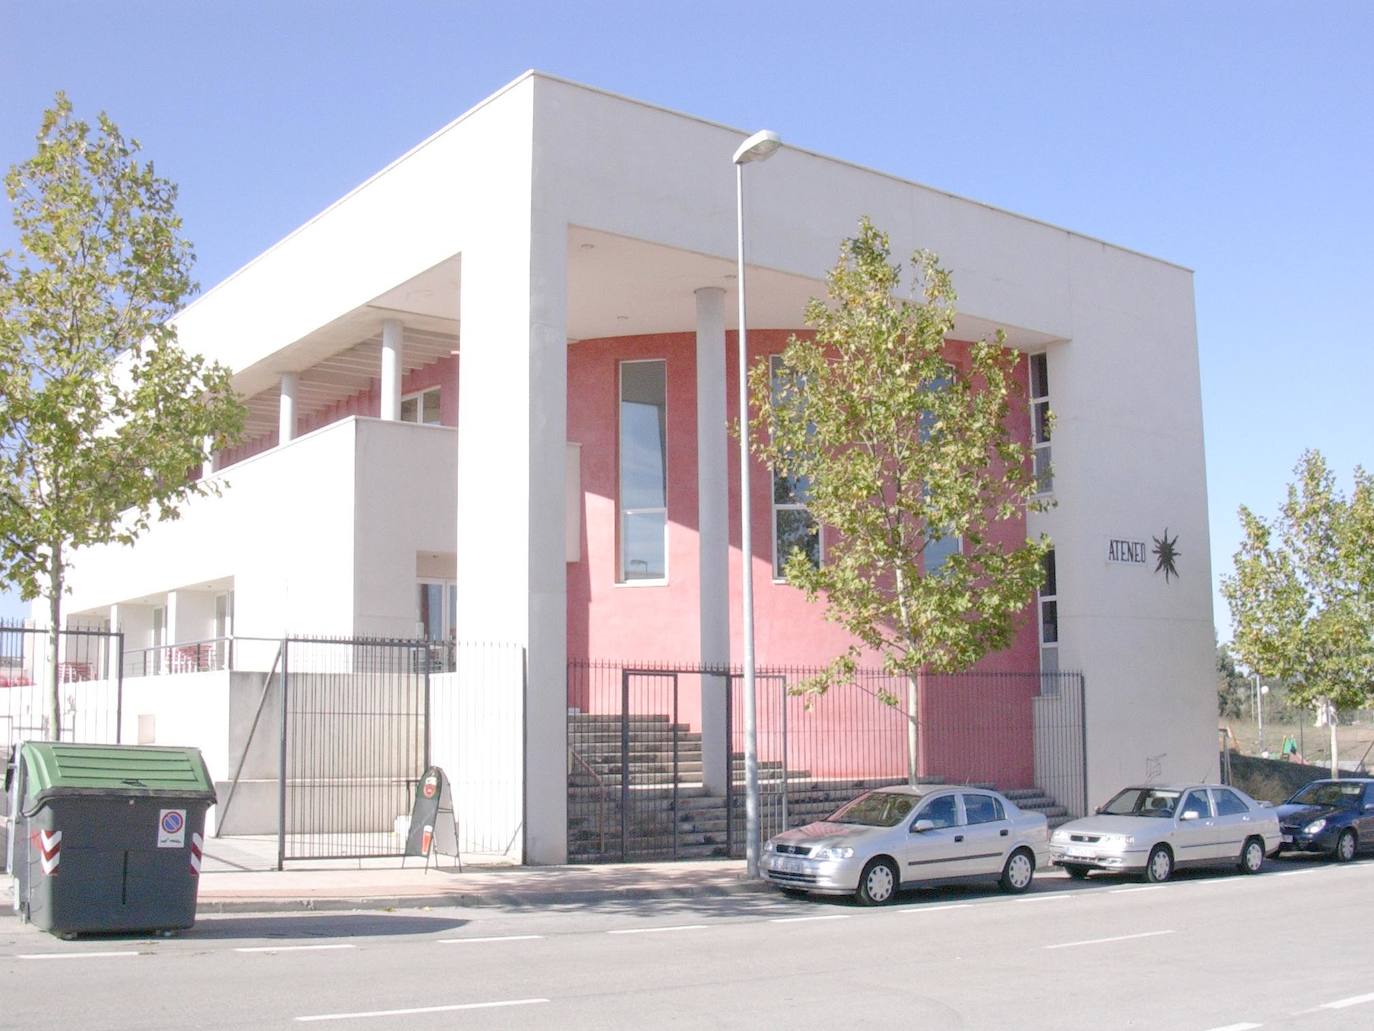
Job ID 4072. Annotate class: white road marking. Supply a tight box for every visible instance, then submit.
[1200,1022,1261,1030]
[1111,886,1164,894]
[296,999,549,1022]
[896,903,974,913]
[1320,992,1374,1010]
[606,924,707,935]
[18,951,140,960]
[1276,868,1321,877]
[235,944,357,954]
[1012,894,1071,903]
[438,934,545,944]
[769,914,850,924]
[1044,929,1175,950]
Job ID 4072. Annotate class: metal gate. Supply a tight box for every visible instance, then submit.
[568,660,1088,862]
[1,623,124,749]
[273,636,430,865]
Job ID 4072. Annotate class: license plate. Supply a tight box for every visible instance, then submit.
[775,858,805,874]
[1066,847,1095,859]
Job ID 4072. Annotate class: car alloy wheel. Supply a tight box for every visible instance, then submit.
[1239,838,1264,874]
[1335,829,1357,863]
[856,858,898,906]
[1000,849,1034,894]
[1145,845,1173,883]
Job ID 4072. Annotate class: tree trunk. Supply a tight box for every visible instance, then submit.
[1327,697,1339,779]
[46,547,63,741]
[906,673,919,786]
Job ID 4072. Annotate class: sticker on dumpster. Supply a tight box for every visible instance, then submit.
[158,809,187,848]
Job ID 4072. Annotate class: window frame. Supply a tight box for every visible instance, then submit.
[400,385,442,426]
[1037,547,1059,683]
[1029,352,1052,496]
[768,355,822,582]
[617,359,669,586]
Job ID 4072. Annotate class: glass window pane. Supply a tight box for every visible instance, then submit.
[447,584,457,639]
[963,794,1002,825]
[1180,790,1211,819]
[1033,400,1051,444]
[401,396,418,423]
[1041,549,1057,598]
[622,510,666,580]
[422,389,441,425]
[774,471,812,505]
[1034,448,1053,493]
[775,507,819,576]
[417,583,444,640]
[925,532,959,575]
[1030,353,1049,399]
[1041,600,1058,644]
[919,795,959,829]
[620,362,667,511]
[1039,650,1060,685]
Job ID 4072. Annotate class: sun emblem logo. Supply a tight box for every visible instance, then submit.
[1152,528,1180,583]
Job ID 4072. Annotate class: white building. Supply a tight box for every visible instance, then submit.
[50,72,1217,864]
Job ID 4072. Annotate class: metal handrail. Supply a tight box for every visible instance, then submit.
[121,635,283,676]
[569,748,607,854]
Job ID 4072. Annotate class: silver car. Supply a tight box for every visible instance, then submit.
[761,785,1050,905]
[1050,783,1281,883]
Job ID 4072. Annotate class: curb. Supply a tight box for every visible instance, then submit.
[195,879,772,916]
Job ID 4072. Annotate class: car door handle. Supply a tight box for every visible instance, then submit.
[954,835,964,843]
[1000,829,1009,836]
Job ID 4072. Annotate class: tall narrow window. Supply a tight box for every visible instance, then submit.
[401,386,441,425]
[1038,548,1059,682]
[619,360,667,582]
[1030,353,1052,494]
[921,370,959,575]
[770,355,819,578]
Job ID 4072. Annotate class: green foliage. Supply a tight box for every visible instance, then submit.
[747,218,1050,696]
[1221,450,1374,717]
[0,94,244,729]
[1216,642,1251,719]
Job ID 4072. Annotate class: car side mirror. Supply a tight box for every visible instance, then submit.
[1365,804,1374,813]
[1180,811,1199,821]
[912,819,934,833]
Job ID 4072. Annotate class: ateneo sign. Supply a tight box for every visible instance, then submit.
[1106,537,1147,566]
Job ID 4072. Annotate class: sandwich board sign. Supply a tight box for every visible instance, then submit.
[404,766,461,871]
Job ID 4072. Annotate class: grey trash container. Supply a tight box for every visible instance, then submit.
[11,742,216,936]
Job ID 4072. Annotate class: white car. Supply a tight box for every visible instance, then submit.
[1050,784,1281,882]
[761,785,1050,905]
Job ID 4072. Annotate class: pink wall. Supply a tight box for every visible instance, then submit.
[566,329,1042,788]
[217,355,460,468]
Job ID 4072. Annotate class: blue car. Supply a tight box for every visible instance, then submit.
[1276,778,1374,862]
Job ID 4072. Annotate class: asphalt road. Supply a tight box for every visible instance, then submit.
[3,854,1373,1030]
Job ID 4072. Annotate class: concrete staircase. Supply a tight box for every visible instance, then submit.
[567,712,1072,862]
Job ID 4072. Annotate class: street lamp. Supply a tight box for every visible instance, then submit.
[733,128,781,878]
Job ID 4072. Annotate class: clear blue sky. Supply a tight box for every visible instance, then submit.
[3,1,1371,638]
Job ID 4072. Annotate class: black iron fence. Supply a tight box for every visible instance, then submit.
[0,622,124,748]
[567,659,1086,862]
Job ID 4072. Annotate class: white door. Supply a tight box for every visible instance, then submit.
[1174,788,1221,861]
[959,792,1013,875]
[900,793,967,882]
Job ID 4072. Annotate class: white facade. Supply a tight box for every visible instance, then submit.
[55,72,1217,863]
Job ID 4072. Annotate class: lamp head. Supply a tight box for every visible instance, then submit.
[733,129,782,165]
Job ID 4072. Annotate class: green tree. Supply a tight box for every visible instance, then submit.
[0,94,244,738]
[748,218,1050,784]
[1216,642,1251,720]
[1221,450,1374,776]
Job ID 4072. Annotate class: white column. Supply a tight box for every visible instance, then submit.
[381,319,403,421]
[279,372,299,444]
[456,213,568,864]
[203,435,217,475]
[695,287,730,794]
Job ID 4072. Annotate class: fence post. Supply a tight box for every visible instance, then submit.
[725,675,734,857]
[114,631,124,744]
[277,637,289,871]
[1078,674,1089,817]
[620,669,630,861]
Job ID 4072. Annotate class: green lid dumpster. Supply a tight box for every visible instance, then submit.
[11,742,216,936]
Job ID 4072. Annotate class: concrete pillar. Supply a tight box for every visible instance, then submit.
[279,372,299,444]
[203,435,217,475]
[381,319,403,421]
[456,213,568,864]
[695,287,730,794]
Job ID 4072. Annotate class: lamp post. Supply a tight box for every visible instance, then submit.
[733,128,781,878]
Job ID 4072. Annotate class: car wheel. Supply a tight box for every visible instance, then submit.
[999,848,1035,894]
[1238,836,1264,875]
[855,857,899,906]
[1144,844,1173,883]
[1334,829,1357,863]
[1062,863,1090,881]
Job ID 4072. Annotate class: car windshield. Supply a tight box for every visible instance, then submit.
[827,791,918,827]
[1289,782,1364,808]
[1100,787,1181,818]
